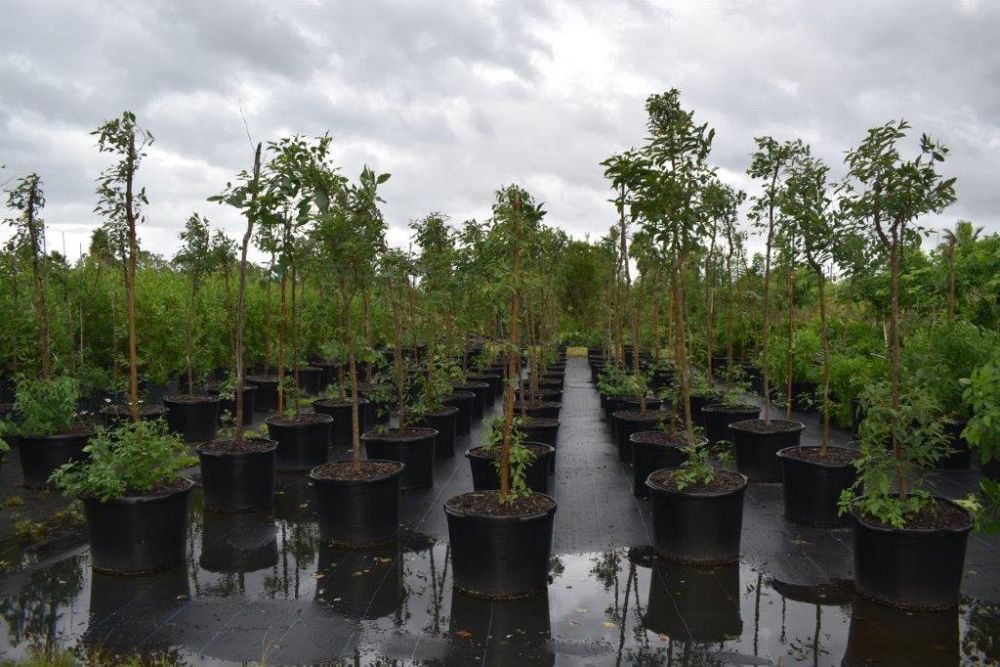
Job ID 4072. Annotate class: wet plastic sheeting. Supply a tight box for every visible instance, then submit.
[1,357,999,664]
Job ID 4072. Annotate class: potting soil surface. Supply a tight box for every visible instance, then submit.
[1,358,998,665]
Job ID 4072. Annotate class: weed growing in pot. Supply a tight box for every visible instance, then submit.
[51,420,193,501]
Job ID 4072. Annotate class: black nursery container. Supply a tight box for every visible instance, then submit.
[454,382,490,419]
[646,471,748,565]
[629,432,690,498]
[207,385,257,426]
[850,497,972,610]
[197,440,277,512]
[312,397,371,447]
[466,443,554,494]
[362,427,437,491]
[83,479,194,574]
[611,410,665,464]
[163,395,220,443]
[777,445,858,526]
[18,432,92,489]
[445,492,557,598]
[728,419,804,482]
[265,414,333,471]
[521,418,560,472]
[246,375,279,412]
[310,460,403,547]
[701,404,760,445]
[445,391,477,435]
[412,406,459,459]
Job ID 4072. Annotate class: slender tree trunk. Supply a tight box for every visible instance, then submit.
[785,247,796,420]
[705,231,717,386]
[291,262,299,416]
[186,279,196,392]
[500,196,522,498]
[760,166,779,423]
[277,271,287,415]
[814,263,830,455]
[233,144,262,444]
[946,244,955,323]
[125,132,140,423]
[25,182,51,379]
[889,222,905,497]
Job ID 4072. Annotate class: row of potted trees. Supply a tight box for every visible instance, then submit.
[588,90,998,612]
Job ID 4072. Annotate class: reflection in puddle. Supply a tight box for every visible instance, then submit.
[1,483,999,665]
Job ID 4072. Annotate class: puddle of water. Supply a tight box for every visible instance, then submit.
[1,483,998,665]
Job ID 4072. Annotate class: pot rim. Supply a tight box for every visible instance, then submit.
[265,413,334,427]
[309,458,404,486]
[612,408,668,422]
[465,442,555,460]
[446,391,477,400]
[414,405,459,418]
[197,438,278,458]
[312,397,371,408]
[775,445,859,469]
[82,477,195,506]
[16,430,95,442]
[729,419,806,435]
[163,394,222,405]
[454,381,490,389]
[361,426,438,443]
[629,431,705,447]
[443,491,558,522]
[521,417,560,429]
[701,403,759,415]
[850,495,973,535]
[645,470,749,498]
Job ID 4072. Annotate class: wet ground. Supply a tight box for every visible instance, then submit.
[1,358,999,665]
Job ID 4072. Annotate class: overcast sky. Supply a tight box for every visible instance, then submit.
[1,0,998,261]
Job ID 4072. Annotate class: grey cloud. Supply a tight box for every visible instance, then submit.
[1,0,998,262]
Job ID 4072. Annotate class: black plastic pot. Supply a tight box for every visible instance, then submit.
[362,427,437,490]
[99,404,167,428]
[444,391,476,435]
[646,472,748,564]
[630,432,691,498]
[18,431,92,489]
[937,420,971,469]
[512,401,561,419]
[445,492,557,598]
[199,509,279,573]
[645,559,742,642]
[207,385,257,426]
[197,440,277,512]
[310,460,403,546]
[728,419,805,482]
[689,393,721,428]
[454,382,490,419]
[412,406,459,459]
[265,414,333,471]
[467,374,500,404]
[466,443,554,494]
[786,380,816,412]
[309,361,342,389]
[701,404,760,445]
[521,418,560,473]
[850,497,972,610]
[296,367,324,397]
[611,410,666,464]
[246,375,279,412]
[777,446,858,526]
[82,479,193,574]
[163,395,220,443]
[312,397,370,447]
